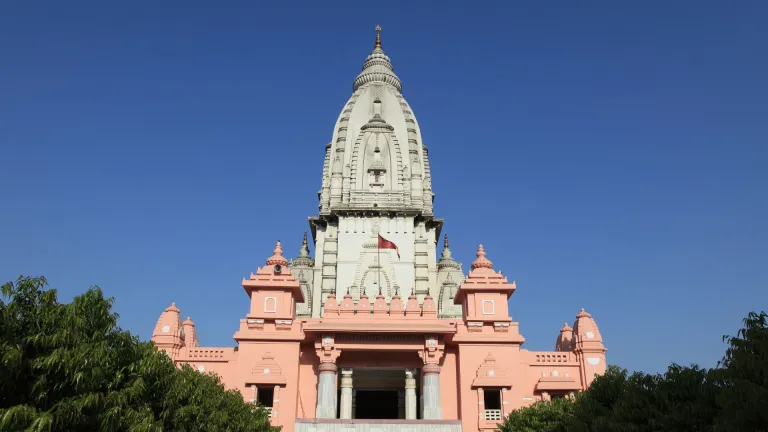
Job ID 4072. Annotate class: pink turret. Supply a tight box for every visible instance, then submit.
[572,308,607,387]
[152,302,184,358]
[242,241,303,320]
[455,245,516,322]
[183,316,199,348]
[555,322,574,352]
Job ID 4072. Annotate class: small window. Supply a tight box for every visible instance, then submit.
[482,300,495,315]
[483,389,502,421]
[484,389,501,410]
[264,297,277,313]
[257,386,275,408]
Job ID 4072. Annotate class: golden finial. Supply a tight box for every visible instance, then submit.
[374,24,382,49]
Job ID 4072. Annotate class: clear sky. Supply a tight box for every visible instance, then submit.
[1,1,766,375]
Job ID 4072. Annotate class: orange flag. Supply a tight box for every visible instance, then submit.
[377,234,400,259]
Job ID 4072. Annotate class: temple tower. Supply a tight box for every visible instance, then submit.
[300,26,451,317]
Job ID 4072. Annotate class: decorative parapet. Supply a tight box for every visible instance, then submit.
[177,347,236,362]
[523,350,579,365]
[323,294,440,319]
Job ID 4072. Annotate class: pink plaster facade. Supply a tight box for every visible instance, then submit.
[152,242,607,432]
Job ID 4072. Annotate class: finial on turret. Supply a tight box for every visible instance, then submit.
[374,24,382,49]
[266,240,289,267]
[471,244,494,270]
[444,234,449,248]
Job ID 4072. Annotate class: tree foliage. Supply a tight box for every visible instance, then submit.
[0,276,274,432]
[501,311,768,432]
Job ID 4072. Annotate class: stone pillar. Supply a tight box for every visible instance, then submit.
[340,368,354,419]
[405,369,418,420]
[421,364,442,419]
[316,363,338,418]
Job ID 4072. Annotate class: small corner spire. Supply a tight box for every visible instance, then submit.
[374,24,382,49]
[299,232,310,258]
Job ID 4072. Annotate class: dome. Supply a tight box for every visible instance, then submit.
[318,26,434,216]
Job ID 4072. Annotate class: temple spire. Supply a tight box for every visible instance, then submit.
[441,234,453,259]
[299,232,310,258]
[374,24,382,49]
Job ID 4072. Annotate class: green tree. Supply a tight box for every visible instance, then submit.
[715,311,768,431]
[567,364,718,432]
[501,311,768,432]
[0,276,274,432]
[499,397,573,432]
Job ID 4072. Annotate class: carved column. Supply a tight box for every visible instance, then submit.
[422,364,442,419]
[405,369,418,420]
[340,368,354,419]
[321,225,338,305]
[316,363,338,418]
[414,222,430,296]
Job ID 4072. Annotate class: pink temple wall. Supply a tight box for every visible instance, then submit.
[151,243,607,432]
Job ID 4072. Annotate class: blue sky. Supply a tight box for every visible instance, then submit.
[1,1,766,374]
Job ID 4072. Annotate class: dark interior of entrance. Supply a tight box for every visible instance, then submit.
[355,390,399,419]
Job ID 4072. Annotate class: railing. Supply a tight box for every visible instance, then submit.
[484,409,502,421]
[263,407,273,417]
[186,348,229,359]
[534,352,575,364]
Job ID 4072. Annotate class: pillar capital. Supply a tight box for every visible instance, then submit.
[422,364,441,375]
[318,362,338,374]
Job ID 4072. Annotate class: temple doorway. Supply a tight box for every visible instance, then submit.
[355,390,399,419]
[339,367,419,419]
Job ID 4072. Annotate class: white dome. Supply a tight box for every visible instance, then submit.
[318,27,434,216]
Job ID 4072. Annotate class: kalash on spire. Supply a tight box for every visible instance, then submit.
[152,27,607,432]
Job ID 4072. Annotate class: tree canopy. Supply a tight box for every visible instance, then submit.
[0,276,274,432]
[501,311,768,432]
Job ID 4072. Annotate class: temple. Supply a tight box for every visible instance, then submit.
[151,26,607,432]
